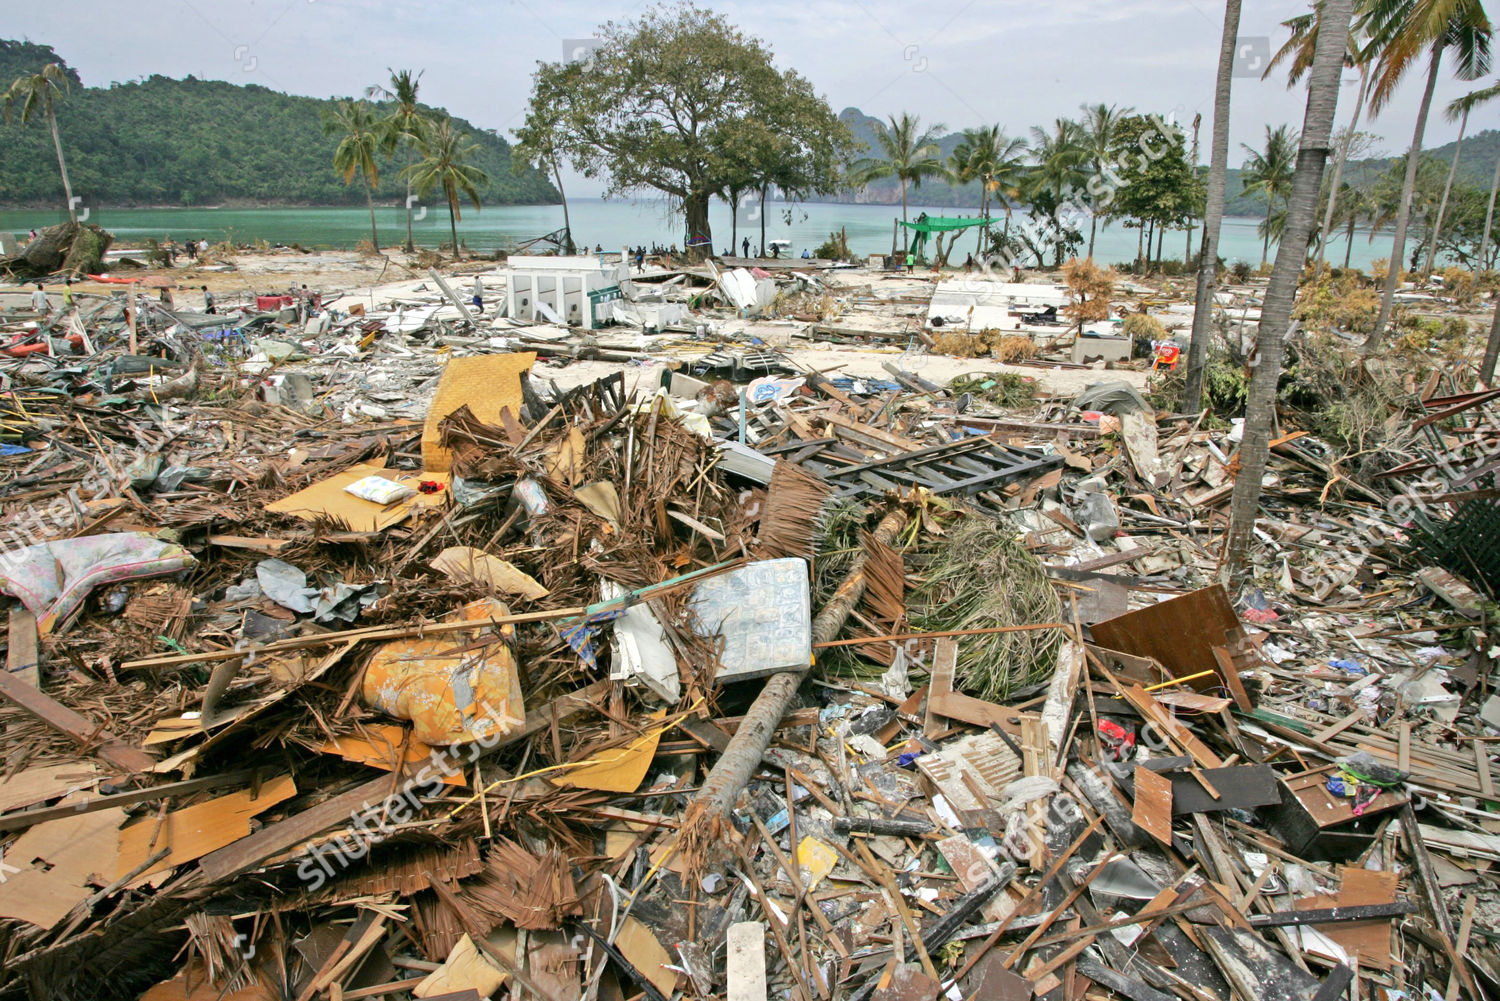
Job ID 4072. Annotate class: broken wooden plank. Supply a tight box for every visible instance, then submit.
[7,607,39,686]
[0,668,154,773]
[1132,766,1174,845]
[1247,901,1415,927]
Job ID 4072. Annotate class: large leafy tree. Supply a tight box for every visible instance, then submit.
[1113,115,1201,272]
[1364,0,1492,348]
[1241,124,1300,264]
[323,98,384,251]
[1224,0,1355,590]
[2,63,77,222]
[404,117,490,260]
[368,69,432,255]
[852,113,947,255]
[521,3,851,261]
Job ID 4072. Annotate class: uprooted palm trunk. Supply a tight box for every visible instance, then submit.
[675,504,911,860]
[1,220,114,279]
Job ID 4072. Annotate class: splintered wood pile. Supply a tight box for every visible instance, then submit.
[0,325,1496,1001]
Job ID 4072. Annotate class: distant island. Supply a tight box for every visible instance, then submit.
[0,40,559,209]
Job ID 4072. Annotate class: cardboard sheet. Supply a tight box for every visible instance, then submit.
[266,462,448,533]
[0,807,126,928]
[421,353,536,471]
[319,723,466,786]
[556,710,666,793]
[431,546,549,600]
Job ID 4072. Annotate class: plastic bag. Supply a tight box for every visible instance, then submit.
[344,474,416,505]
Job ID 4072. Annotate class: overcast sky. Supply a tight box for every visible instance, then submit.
[11,0,1495,197]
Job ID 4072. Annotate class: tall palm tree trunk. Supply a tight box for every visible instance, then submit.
[1224,0,1352,591]
[1318,67,1369,264]
[730,195,738,251]
[448,194,460,260]
[1480,153,1500,268]
[364,179,379,251]
[1344,214,1358,268]
[404,147,416,254]
[46,98,75,224]
[1481,294,1500,385]
[1185,0,1240,414]
[1185,115,1201,265]
[1370,47,1444,348]
[1262,198,1274,264]
[553,163,574,254]
[900,179,910,255]
[1426,106,1469,275]
[759,186,767,257]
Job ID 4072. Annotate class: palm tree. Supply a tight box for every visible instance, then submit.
[1265,10,1378,265]
[1365,0,1492,348]
[1028,118,1090,267]
[1079,103,1133,258]
[404,117,489,260]
[368,69,432,254]
[949,126,1027,255]
[1433,78,1499,273]
[1185,0,1243,415]
[1335,183,1374,267]
[851,113,946,255]
[1241,125,1300,265]
[1225,0,1356,590]
[323,99,383,252]
[2,64,78,223]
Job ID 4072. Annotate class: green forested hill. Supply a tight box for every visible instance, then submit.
[0,40,558,208]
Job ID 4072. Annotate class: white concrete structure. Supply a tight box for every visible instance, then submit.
[503,255,629,329]
[926,280,1071,332]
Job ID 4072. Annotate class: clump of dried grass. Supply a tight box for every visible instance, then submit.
[909,517,1063,701]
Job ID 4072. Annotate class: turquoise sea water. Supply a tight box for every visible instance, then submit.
[1,197,1390,270]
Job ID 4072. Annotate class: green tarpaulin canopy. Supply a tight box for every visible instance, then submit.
[897,216,989,233]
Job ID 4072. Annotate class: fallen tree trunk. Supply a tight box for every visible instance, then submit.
[689,504,910,824]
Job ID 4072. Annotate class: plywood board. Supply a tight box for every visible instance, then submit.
[613,916,677,998]
[117,774,297,878]
[266,462,448,533]
[1132,766,1174,845]
[0,806,126,928]
[0,761,96,813]
[421,353,536,472]
[319,724,465,786]
[1091,585,1254,709]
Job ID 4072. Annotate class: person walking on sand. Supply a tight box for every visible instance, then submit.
[30,283,50,316]
[62,278,74,311]
[471,275,484,315]
[742,236,750,258]
[202,286,216,314]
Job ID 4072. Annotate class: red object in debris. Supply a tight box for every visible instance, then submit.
[256,295,295,311]
[418,481,445,494]
[1,334,84,358]
[1098,719,1136,761]
[1241,606,1280,624]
